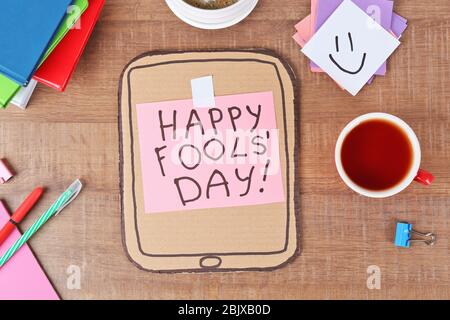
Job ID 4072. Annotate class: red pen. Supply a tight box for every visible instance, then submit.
[0,187,44,246]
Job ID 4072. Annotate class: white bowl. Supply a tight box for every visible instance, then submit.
[165,0,259,29]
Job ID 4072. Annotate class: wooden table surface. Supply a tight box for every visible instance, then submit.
[0,0,449,300]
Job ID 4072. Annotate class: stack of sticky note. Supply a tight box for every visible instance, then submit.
[0,0,105,110]
[293,0,408,95]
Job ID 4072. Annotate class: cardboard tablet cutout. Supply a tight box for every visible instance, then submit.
[119,50,299,272]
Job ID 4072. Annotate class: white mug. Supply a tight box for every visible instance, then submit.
[335,113,434,198]
[165,0,259,30]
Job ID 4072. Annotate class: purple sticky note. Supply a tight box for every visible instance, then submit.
[391,12,408,38]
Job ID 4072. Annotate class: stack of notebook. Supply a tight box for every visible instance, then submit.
[0,0,105,110]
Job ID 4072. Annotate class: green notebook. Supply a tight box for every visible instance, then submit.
[40,0,89,64]
[0,75,21,108]
[0,0,88,108]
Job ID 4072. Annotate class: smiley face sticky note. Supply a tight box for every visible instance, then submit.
[302,0,400,95]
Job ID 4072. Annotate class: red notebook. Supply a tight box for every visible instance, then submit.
[33,0,105,91]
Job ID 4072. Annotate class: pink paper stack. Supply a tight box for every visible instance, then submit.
[0,200,59,300]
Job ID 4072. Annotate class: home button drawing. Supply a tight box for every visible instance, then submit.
[199,255,222,269]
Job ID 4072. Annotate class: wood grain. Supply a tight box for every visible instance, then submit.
[0,0,449,299]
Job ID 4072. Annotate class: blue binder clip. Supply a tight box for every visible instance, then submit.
[394,222,436,248]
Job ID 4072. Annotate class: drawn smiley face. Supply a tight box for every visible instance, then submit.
[329,32,367,75]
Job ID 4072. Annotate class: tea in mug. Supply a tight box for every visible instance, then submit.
[340,119,413,191]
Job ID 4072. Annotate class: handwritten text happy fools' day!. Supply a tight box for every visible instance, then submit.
[136,91,285,213]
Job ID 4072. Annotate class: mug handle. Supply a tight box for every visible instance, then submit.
[414,169,434,185]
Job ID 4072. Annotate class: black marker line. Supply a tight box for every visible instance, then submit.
[262,159,270,182]
[329,52,367,75]
[348,32,354,52]
[335,35,339,52]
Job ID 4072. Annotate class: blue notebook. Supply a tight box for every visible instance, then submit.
[0,0,73,86]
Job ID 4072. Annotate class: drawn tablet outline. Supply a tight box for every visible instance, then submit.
[118,50,300,272]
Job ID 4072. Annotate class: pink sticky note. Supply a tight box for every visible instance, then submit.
[294,15,311,45]
[294,0,323,72]
[293,0,318,45]
[293,32,306,47]
[136,91,285,213]
[0,201,59,300]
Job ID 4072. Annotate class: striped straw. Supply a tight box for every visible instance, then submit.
[0,179,82,267]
